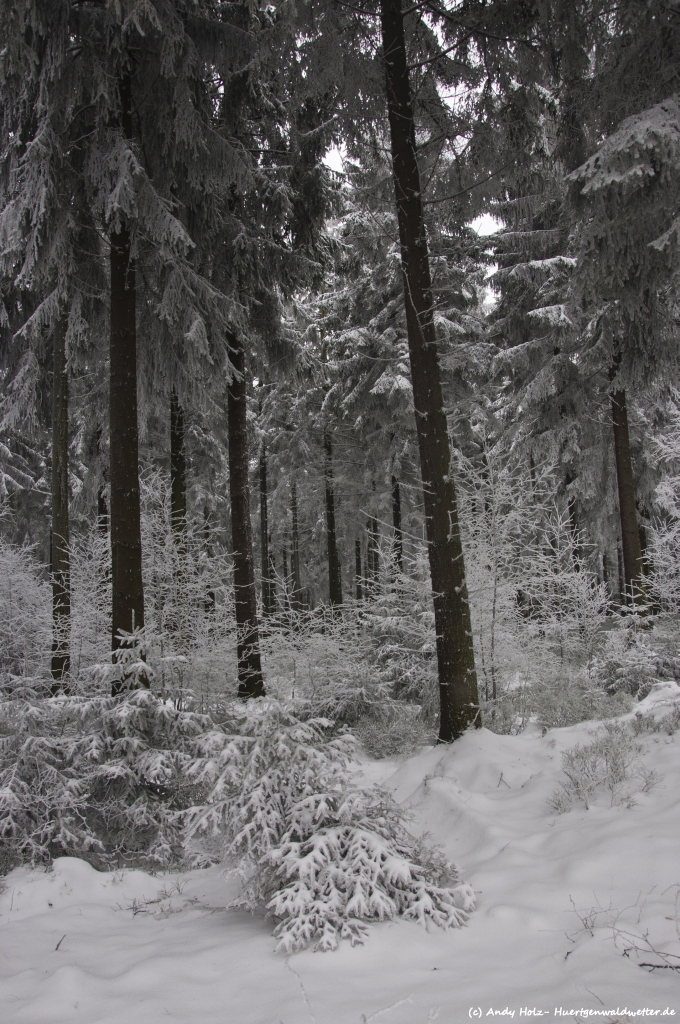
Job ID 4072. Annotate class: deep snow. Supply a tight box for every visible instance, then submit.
[2,685,680,1024]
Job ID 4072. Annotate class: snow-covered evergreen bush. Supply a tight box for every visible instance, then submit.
[0,530,50,681]
[259,603,395,727]
[353,702,431,760]
[649,391,680,612]
[185,699,474,951]
[0,681,212,872]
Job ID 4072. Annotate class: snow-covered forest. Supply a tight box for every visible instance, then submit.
[1,1,680,1020]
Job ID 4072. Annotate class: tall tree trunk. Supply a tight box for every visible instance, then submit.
[609,359,646,605]
[51,308,70,692]
[227,331,265,697]
[392,475,403,572]
[170,390,187,547]
[110,73,145,693]
[324,430,342,606]
[259,444,272,616]
[291,480,303,613]
[380,0,478,740]
[355,538,363,601]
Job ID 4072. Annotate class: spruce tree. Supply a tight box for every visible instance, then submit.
[380,0,478,739]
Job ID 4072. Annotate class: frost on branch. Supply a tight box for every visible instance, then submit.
[186,699,475,951]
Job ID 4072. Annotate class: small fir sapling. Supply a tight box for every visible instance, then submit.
[184,698,475,951]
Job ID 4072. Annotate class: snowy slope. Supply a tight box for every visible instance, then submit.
[2,686,680,1024]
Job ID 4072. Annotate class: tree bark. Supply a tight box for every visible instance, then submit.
[392,475,403,572]
[355,538,363,601]
[259,444,273,616]
[324,430,342,606]
[367,515,379,590]
[170,390,187,548]
[609,360,646,605]
[380,0,478,740]
[109,74,145,693]
[51,308,70,692]
[281,546,289,610]
[203,504,216,615]
[291,480,303,613]
[227,331,265,697]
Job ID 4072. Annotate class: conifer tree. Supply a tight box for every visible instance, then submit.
[380,0,478,739]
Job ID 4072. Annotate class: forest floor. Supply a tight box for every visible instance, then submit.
[2,684,680,1024]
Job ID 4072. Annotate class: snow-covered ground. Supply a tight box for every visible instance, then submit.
[3,686,680,1024]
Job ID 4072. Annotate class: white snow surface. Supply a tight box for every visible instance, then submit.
[3,684,680,1023]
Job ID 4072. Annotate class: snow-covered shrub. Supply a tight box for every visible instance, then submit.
[548,723,659,812]
[591,628,660,698]
[359,558,440,723]
[530,675,632,730]
[0,684,213,872]
[456,433,613,732]
[69,527,112,674]
[479,672,632,735]
[353,702,431,759]
[186,698,474,951]
[0,531,50,681]
[260,608,390,724]
[648,391,680,611]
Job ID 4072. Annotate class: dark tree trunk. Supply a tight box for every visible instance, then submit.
[259,444,273,616]
[564,471,580,569]
[392,475,403,572]
[324,431,342,606]
[51,309,70,692]
[203,505,215,615]
[367,515,379,589]
[617,541,625,607]
[355,539,363,601]
[227,331,265,697]
[110,73,145,693]
[291,480,303,613]
[268,550,276,609]
[281,547,289,610]
[170,390,187,548]
[609,360,646,605]
[380,0,478,740]
[97,489,108,534]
